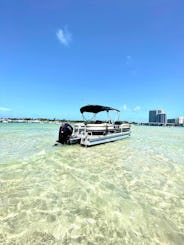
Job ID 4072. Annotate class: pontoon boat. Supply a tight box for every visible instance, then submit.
[56,105,131,147]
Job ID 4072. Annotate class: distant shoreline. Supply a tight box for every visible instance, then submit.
[0,118,79,124]
[0,118,183,127]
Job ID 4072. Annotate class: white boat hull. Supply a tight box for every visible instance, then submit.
[67,122,131,146]
[80,131,130,146]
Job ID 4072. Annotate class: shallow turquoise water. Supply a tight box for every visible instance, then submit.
[0,123,184,244]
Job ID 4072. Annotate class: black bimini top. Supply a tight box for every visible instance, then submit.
[80,105,120,114]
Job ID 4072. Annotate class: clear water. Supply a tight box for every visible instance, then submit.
[0,123,184,244]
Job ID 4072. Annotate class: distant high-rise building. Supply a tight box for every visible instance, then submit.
[167,118,176,124]
[175,117,184,125]
[149,110,156,123]
[156,113,167,125]
[149,109,163,123]
[149,109,167,125]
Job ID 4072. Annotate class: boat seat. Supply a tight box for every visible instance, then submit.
[114,121,121,125]
[95,120,103,124]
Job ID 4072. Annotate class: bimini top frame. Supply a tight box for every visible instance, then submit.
[80,105,120,122]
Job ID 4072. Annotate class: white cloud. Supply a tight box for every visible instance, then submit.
[133,106,141,112]
[121,104,141,112]
[126,55,132,60]
[0,107,11,111]
[56,26,72,46]
[125,55,132,65]
[121,104,131,111]
[122,104,128,111]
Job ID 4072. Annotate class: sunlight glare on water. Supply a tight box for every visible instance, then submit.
[0,123,184,244]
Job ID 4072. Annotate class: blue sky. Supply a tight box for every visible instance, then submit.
[0,0,184,122]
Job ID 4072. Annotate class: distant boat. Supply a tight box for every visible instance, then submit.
[55,105,131,147]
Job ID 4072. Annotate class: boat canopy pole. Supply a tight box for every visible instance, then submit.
[82,112,96,122]
[117,111,120,121]
[107,111,110,122]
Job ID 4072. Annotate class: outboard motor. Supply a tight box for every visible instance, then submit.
[58,123,73,144]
